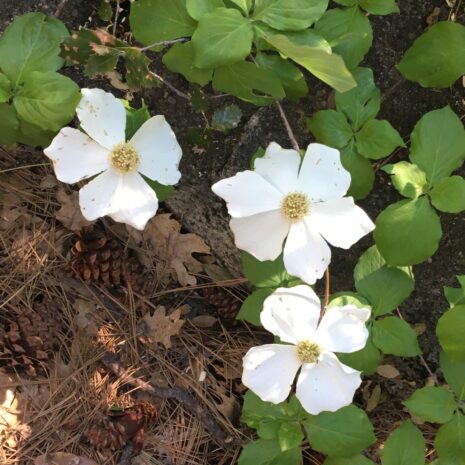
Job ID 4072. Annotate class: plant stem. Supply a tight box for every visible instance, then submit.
[275,101,300,152]
[149,71,190,100]
[140,38,188,52]
[112,0,120,36]
[54,0,69,17]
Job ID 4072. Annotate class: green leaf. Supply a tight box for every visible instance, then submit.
[328,292,371,309]
[125,48,158,89]
[359,0,399,15]
[253,0,328,31]
[230,0,253,14]
[324,455,376,465]
[256,53,308,100]
[381,420,425,465]
[382,162,427,199]
[192,8,253,68]
[264,32,356,92]
[212,61,285,105]
[304,405,376,456]
[397,21,465,88]
[143,178,175,202]
[242,252,291,288]
[355,119,404,160]
[374,197,442,266]
[372,317,421,357]
[186,0,224,20]
[430,176,465,214]
[163,42,213,86]
[306,110,353,149]
[315,7,373,69]
[409,106,465,185]
[335,67,380,131]
[212,104,242,131]
[403,386,456,424]
[16,119,55,147]
[124,101,151,139]
[278,422,304,451]
[238,440,302,465]
[354,244,392,282]
[130,0,196,44]
[337,333,382,375]
[340,144,375,199]
[0,103,19,147]
[85,47,120,77]
[0,74,12,103]
[14,71,80,132]
[440,351,465,400]
[444,276,465,308]
[237,288,274,325]
[437,305,465,361]
[97,0,113,21]
[0,12,68,86]
[435,412,465,465]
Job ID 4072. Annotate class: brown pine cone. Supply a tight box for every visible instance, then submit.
[201,286,242,320]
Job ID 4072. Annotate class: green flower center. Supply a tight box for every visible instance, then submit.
[296,340,321,364]
[110,142,140,173]
[281,192,310,221]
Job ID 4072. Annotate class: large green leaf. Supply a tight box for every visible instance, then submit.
[435,412,465,465]
[337,333,382,375]
[372,317,421,357]
[186,0,224,20]
[0,74,12,103]
[440,351,465,400]
[242,252,291,288]
[409,106,465,185]
[230,0,253,14]
[306,110,353,149]
[355,119,404,160]
[237,288,274,325]
[358,0,399,15]
[397,21,465,88]
[264,32,356,92]
[324,456,376,465]
[192,8,253,68]
[303,405,376,456]
[16,119,55,147]
[315,7,373,69]
[253,0,328,31]
[238,440,302,465]
[335,67,380,131]
[381,420,425,465]
[0,103,19,147]
[374,197,442,266]
[212,61,285,105]
[444,276,465,308]
[130,0,196,44]
[403,386,456,424]
[437,305,465,361]
[430,176,465,214]
[13,71,80,132]
[340,144,374,199]
[382,162,427,199]
[0,12,68,87]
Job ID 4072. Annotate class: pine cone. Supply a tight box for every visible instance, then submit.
[201,286,241,320]
[85,402,157,453]
[0,299,60,377]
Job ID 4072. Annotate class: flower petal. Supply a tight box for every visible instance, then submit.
[76,88,126,150]
[254,142,301,194]
[283,221,331,285]
[131,115,182,186]
[310,197,375,249]
[296,352,362,415]
[298,143,350,202]
[242,344,301,404]
[44,127,110,183]
[230,210,290,261]
[261,285,321,344]
[212,171,283,217]
[315,305,370,353]
[108,171,159,230]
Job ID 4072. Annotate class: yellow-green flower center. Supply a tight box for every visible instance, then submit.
[281,192,310,221]
[296,340,321,364]
[110,142,140,173]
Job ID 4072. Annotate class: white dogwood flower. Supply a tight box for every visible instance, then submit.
[212,142,374,284]
[242,285,370,415]
[44,88,182,230]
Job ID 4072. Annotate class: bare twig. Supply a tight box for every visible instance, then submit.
[113,0,120,36]
[149,71,190,100]
[140,38,188,52]
[101,352,234,445]
[54,0,69,17]
[275,101,300,152]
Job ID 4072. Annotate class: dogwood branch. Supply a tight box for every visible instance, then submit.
[140,38,188,52]
[275,101,300,152]
[149,71,190,100]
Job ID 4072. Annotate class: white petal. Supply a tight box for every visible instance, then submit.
[131,115,182,186]
[77,88,126,150]
[212,171,283,218]
[254,142,301,194]
[283,221,331,285]
[298,143,350,202]
[315,305,370,353]
[310,197,375,249]
[44,127,110,183]
[261,285,321,344]
[79,169,120,221]
[296,352,362,415]
[242,344,301,404]
[230,210,290,261]
[108,171,159,230]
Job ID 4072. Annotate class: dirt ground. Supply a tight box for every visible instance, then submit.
[1,0,464,464]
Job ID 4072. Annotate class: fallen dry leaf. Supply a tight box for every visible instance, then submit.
[34,452,99,465]
[0,192,31,231]
[377,364,400,379]
[73,299,99,336]
[365,384,382,412]
[56,187,93,231]
[139,306,185,349]
[191,315,218,328]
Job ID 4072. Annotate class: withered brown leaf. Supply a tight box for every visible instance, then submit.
[139,306,185,349]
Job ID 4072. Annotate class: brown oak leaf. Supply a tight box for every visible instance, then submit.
[56,187,94,231]
[139,306,185,349]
